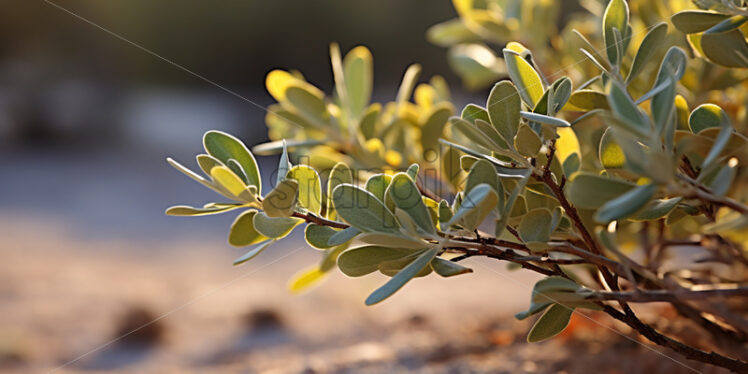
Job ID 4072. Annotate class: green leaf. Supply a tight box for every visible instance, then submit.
[475,119,510,149]
[517,276,579,320]
[262,179,299,217]
[463,159,502,229]
[515,124,543,157]
[328,226,361,246]
[704,15,748,35]
[603,0,629,65]
[406,164,420,180]
[305,224,337,249]
[649,75,677,138]
[210,165,250,199]
[689,103,727,133]
[465,159,501,193]
[671,11,730,33]
[430,257,473,277]
[579,48,610,73]
[607,81,648,134]
[702,112,733,169]
[327,162,353,220]
[343,46,373,119]
[594,183,657,223]
[438,200,453,229]
[358,232,430,249]
[487,81,522,143]
[378,253,433,278]
[338,246,413,277]
[167,157,232,199]
[252,211,302,238]
[631,197,682,221]
[229,210,268,247]
[565,90,609,111]
[535,77,573,116]
[461,103,490,124]
[196,154,224,177]
[520,111,571,127]
[496,170,532,235]
[226,159,249,185]
[626,22,668,84]
[450,117,500,152]
[396,64,421,105]
[421,103,454,159]
[332,184,400,234]
[519,208,553,250]
[599,128,625,169]
[233,239,274,265]
[700,30,748,68]
[203,131,261,193]
[515,302,552,320]
[503,49,544,107]
[288,266,326,294]
[426,18,480,47]
[566,173,636,209]
[285,86,329,126]
[527,304,574,342]
[708,163,737,197]
[655,47,688,84]
[364,174,392,203]
[447,44,504,90]
[166,204,243,216]
[287,165,322,214]
[276,140,291,186]
[387,173,435,235]
[448,184,499,230]
[365,248,438,305]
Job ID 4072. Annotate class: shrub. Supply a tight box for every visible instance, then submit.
[167,0,748,371]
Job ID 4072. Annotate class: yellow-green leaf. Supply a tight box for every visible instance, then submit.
[338,246,413,277]
[487,81,522,143]
[671,11,730,34]
[515,124,542,157]
[603,0,629,65]
[262,179,299,217]
[566,172,636,209]
[594,183,657,223]
[332,184,400,234]
[626,22,668,84]
[287,165,322,214]
[229,210,268,247]
[203,131,261,193]
[387,173,436,235]
[503,49,544,107]
[288,266,326,294]
[252,211,302,238]
[701,30,748,68]
[343,46,373,119]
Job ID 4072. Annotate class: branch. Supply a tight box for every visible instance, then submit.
[692,188,748,217]
[602,306,748,372]
[584,286,748,303]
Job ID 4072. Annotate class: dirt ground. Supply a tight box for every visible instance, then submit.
[0,215,739,373]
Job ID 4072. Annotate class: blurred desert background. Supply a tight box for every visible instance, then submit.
[0,1,734,373]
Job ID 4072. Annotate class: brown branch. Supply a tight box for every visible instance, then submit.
[292,211,349,229]
[691,188,748,217]
[602,306,748,372]
[584,287,748,303]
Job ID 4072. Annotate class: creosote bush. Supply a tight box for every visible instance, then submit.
[167,0,748,371]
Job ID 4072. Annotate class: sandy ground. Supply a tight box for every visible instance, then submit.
[0,214,739,374]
